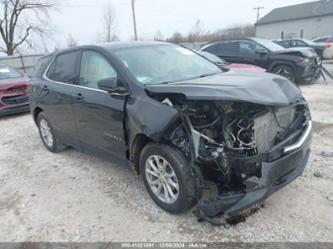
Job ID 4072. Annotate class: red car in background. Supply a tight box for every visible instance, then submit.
[199,51,266,72]
[0,65,30,116]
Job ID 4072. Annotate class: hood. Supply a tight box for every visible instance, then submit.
[146,70,302,106]
[0,77,30,90]
[272,47,318,58]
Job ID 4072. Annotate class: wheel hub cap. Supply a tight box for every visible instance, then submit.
[145,155,179,204]
[40,119,54,148]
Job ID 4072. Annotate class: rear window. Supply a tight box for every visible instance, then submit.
[46,51,80,83]
[0,66,21,81]
[203,43,220,54]
[31,55,52,78]
[219,42,240,55]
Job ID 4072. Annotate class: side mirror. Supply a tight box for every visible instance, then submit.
[255,49,268,55]
[97,77,117,91]
[97,77,129,97]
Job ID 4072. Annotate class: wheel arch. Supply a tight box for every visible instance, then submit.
[130,133,154,174]
[268,60,296,72]
[33,107,44,125]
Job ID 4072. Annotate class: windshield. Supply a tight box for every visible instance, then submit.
[0,66,21,81]
[113,44,222,85]
[252,38,285,52]
[302,39,317,45]
[199,51,227,64]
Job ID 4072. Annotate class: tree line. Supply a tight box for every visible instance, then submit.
[163,20,255,44]
[0,1,255,56]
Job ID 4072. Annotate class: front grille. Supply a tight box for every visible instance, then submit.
[1,94,29,106]
[254,106,296,153]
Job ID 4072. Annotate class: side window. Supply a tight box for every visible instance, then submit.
[279,41,290,48]
[79,50,117,89]
[289,40,297,47]
[295,40,306,47]
[204,43,220,54]
[219,42,240,56]
[239,41,258,55]
[32,55,52,78]
[46,51,80,83]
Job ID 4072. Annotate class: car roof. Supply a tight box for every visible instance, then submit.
[54,41,173,55]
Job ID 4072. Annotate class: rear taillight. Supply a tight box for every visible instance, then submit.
[325,42,332,48]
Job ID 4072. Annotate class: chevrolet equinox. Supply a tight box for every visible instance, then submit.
[30,42,312,222]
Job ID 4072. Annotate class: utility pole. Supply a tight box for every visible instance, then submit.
[253,6,264,22]
[131,0,138,40]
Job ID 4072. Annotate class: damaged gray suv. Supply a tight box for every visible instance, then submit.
[29,42,312,222]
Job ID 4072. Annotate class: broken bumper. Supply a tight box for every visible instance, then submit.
[195,121,312,218]
[0,103,30,117]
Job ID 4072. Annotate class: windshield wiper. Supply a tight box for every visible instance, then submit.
[198,72,219,78]
[158,81,174,85]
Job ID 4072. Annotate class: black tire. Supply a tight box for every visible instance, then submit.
[272,65,296,83]
[36,112,67,153]
[140,143,200,214]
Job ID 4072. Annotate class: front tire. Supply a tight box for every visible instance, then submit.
[272,65,296,83]
[140,143,200,214]
[37,112,67,153]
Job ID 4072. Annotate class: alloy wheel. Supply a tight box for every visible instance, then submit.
[145,155,179,204]
[39,119,54,148]
[275,68,293,80]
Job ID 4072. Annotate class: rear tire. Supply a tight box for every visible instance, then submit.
[272,65,296,83]
[140,143,200,214]
[37,112,67,153]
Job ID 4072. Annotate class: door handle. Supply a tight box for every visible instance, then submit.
[75,93,84,101]
[41,85,49,93]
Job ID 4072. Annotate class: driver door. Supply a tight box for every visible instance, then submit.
[239,41,268,68]
[72,49,128,161]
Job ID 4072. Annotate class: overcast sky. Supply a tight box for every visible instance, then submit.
[45,0,315,50]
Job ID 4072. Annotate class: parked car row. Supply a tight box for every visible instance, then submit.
[200,37,322,84]
[274,37,333,60]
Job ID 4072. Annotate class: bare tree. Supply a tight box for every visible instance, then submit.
[166,23,255,43]
[66,33,77,48]
[100,4,118,43]
[166,32,184,44]
[154,30,164,41]
[0,0,57,55]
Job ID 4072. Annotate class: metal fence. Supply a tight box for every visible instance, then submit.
[0,54,44,76]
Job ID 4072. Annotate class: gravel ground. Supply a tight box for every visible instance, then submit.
[0,65,333,242]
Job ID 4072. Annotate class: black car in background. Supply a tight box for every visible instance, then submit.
[275,38,325,58]
[29,42,312,220]
[312,36,333,43]
[200,38,321,84]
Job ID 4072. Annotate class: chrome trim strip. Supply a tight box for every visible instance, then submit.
[283,121,312,154]
[42,58,108,93]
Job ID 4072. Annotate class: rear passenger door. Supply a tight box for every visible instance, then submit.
[216,42,242,63]
[72,49,128,162]
[43,50,80,147]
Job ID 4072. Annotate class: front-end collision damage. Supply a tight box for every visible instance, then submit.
[126,72,312,224]
[144,90,312,223]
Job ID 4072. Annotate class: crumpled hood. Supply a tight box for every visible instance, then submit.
[146,70,302,106]
[0,77,30,90]
[273,47,318,58]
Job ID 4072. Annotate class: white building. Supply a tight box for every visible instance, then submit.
[255,0,333,40]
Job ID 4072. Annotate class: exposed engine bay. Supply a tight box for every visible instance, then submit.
[148,91,310,220]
